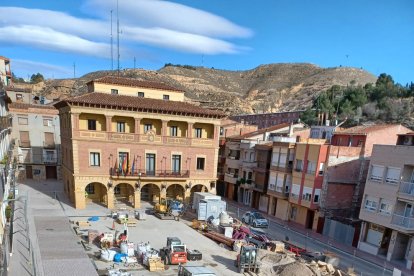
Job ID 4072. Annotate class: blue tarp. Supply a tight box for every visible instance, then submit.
[88,216,99,222]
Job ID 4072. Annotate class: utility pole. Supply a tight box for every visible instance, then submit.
[117,0,120,76]
[111,10,113,71]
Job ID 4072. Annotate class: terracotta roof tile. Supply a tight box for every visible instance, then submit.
[54,92,225,118]
[228,123,291,139]
[334,124,402,135]
[9,103,56,110]
[90,76,184,92]
[5,86,31,93]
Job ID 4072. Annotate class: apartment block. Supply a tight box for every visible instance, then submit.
[358,133,414,270]
[223,123,307,205]
[10,103,61,180]
[320,125,411,231]
[289,138,328,231]
[55,77,224,209]
[216,119,258,197]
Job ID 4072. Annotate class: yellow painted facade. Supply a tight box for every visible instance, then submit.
[93,82,185,101]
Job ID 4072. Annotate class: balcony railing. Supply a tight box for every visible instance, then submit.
[111,169,190,178]
[76,130,214,146]
[43,157,58,164]
[398,181,414,197]
[391,214,414,230]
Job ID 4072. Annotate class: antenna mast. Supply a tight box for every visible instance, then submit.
[117,0,120,76]
[111,10,113,71]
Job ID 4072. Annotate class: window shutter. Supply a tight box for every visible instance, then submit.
[386,167,400,183]
[371,165,384,180]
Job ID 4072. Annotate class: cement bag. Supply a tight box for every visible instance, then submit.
[101,249,117,261]
[211,218,220,226]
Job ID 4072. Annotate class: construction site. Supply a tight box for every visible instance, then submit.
[71,192,355,276]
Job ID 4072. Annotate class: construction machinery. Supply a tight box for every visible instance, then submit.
[235,245,261,274]
[160,237,187,265]
[154,198,184,220]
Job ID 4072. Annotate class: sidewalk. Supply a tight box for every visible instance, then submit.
[225,199,412,275]
[7,180,97,276]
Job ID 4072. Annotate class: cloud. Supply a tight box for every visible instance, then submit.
[0,25,111,58]
[0,2,252,57]
[83,0,253,38]
[12,59,72,79]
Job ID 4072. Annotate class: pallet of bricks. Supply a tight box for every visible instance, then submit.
[148,256,164,272]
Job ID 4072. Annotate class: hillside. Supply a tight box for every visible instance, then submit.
[31,63,377,115]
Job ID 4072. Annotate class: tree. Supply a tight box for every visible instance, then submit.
[300,108,318,126]
[11,72,25,83]
[30,73,44,83]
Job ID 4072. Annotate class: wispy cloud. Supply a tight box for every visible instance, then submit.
[12,59,72,79]
[0,25,110,58]
[0,1,252,57]
[83,0,253,38]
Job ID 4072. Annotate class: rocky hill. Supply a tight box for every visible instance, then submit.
[31,63,377,115]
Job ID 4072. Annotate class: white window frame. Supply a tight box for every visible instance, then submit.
[379,199,392,215]
[364,196,378,212]
[89,152,100,167]
[195,128,202,138]
[144,124,152,133]
[117,121,126,133]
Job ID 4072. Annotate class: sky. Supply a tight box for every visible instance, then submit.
[1,0,413,84]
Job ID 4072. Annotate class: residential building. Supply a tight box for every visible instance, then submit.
[0,56,11,87]
[316,124,412,246]
[358,132,414,270]
[289,138,329,231]
[55,77,225,209]
[230,110,303,129]
[10,103,61,180]
[216,119,258,197]
[267,139,297,221]
[6,86,32,104]
[223,123,306,203]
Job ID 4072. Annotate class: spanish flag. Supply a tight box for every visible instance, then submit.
[113,158,118,176]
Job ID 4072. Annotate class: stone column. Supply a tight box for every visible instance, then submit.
[106,116,112,132]
[406,236,414,269]
[214,125,220,140]
[72,113,80,130]
[107,188,115,209]
[160,185,167,199]
[187,123,193,138]
[135,118,141,135]
[184,188,191,204]
[75,187,86,209]
[162,120,168,136]
[387,230,399,261]
[134,190,141,209]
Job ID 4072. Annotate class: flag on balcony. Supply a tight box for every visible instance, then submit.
[122,155,127,176]
[119,156,123,176]
[131,155,135,176]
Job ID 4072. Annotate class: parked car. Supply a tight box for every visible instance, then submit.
[241,211,269,228]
